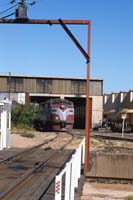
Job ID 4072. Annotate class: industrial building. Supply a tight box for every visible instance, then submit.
[104,90,133,128]
[0,74,103,129]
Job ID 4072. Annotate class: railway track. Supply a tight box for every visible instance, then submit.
[91,131,133,142]
[0,134,58,164]
[0,132,75,200]
[87,177,133,184]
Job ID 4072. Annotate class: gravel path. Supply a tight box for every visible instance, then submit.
[81,182,133,200]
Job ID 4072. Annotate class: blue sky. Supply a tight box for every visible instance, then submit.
[0,0,133,93]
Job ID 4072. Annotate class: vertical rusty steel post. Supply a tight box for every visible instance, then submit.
[84,22,91,175]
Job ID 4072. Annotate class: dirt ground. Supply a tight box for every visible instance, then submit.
[11,130,83,149]
[81,182,133,200]
[11,131,56,148]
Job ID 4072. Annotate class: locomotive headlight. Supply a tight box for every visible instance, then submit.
[55,116,59,120]
[60,104,65,109]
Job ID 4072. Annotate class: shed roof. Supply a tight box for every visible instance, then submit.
[0,74,103,82]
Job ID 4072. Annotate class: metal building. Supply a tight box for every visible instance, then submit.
[104,90,133,128]
[0,74,103,128]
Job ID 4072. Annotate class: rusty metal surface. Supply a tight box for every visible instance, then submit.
[0,18,90,25]
[58,19,90,63]
[84,23,91,175]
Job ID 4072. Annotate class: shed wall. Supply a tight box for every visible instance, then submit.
[0,76,103,96]
[0,75,103,128]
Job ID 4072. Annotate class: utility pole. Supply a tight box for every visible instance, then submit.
[12,0,36,19]
[15,0,28,19]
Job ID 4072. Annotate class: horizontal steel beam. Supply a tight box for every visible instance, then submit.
[0,18,90,25]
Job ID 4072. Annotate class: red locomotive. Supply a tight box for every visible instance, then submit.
[36,98,74,131]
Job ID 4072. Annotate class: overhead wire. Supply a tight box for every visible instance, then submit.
[1,11,15,18]
[0,3,18,16]
[10,0,16,3]
[27,0,38,6]
[0,0,38,19]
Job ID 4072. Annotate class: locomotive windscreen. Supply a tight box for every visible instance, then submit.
[51,99,73,106]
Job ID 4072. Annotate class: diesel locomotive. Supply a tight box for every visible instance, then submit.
[35,98,74,131]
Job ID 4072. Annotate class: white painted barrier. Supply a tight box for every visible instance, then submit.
[0,100,11,150]
[55,137,85,200]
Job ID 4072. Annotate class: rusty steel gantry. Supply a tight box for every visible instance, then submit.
[0,18,91,175]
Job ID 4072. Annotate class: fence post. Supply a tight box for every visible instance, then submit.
[0,101,11,151]
[0,110,2,150]
[55,137,85,200]
[1,109,7,149]
[55,175,62,200]
[6,111,11,148]
[65,162,71,200]
[78,145,82,179]
[70,154,76,200]
[74,149,79,188]
[82,138,85,164]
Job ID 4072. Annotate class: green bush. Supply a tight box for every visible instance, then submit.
[11,104,39,129]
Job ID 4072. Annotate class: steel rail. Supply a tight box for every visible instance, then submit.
[0,133,74,200]
[91,132,133,142]
[33,132,75,200]
[86,177,133,184]
[0,134,58,164]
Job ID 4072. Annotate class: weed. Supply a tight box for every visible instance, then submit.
[20,133,35,138]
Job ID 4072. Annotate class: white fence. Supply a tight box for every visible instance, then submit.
[0,100,11,150]
[55,137,85,200]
